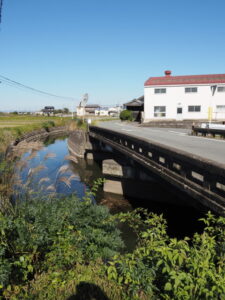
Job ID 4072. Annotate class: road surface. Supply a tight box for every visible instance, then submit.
[97,121,225,165]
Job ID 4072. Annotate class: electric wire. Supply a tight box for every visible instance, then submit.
[0,74,76,101]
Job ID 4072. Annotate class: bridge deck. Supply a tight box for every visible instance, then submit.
[97,121,225,166]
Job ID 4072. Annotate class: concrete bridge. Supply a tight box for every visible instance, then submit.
[87,124,225,216]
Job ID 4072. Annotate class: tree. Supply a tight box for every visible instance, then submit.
[119,110,133,121]
[63,107,70,114]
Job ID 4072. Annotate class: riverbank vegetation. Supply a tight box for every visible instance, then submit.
[0,115,91,153]
[0,116,224,299]
[0,115,69,153]
[1,193,224,299]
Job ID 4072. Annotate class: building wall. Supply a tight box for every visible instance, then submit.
[95,109,109,116]
[77,107,85,116]
[144,84,225,122]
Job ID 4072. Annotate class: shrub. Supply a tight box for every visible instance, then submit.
[119,110,133,121]
[42,121,55,131]
[107,211,225,299]
[0,192,124,296]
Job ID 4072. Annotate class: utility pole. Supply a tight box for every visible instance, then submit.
[0,0,3,24]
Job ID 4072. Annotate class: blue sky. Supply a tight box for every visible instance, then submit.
[0,0,225,111]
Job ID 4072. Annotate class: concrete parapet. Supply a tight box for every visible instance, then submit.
[140,119,209,129]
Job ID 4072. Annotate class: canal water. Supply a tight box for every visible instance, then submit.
[16,135,205,239]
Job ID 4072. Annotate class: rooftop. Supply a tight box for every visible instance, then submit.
[124,96,144,106]
[144,71,225,86]
[85,104,100,108]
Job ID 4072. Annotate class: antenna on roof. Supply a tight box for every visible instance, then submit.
[79,93,88,107]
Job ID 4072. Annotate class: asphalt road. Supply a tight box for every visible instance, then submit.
[98,121,225,165]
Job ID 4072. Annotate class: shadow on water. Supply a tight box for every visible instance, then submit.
[67,282,110,300]
[127,194,206,239]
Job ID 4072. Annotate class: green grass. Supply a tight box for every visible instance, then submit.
[0,115,71,153]
[0,115,70,127]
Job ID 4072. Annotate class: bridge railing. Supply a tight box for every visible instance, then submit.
[192,126,225,138]
[89,126,225,212]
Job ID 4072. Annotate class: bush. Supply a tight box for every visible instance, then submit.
[107,210,225,299]
[0,192,124,298]
[119,110,133,121]
[42,121,55,131]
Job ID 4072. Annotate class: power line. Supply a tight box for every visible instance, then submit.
[0,74,76,101]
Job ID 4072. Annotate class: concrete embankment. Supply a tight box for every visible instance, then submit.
[5,126,69,158]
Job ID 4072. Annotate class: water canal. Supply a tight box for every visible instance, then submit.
[15,135,205,239]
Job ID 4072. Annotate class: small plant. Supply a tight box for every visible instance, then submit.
[42,121,55,131]
[119,110,133,121]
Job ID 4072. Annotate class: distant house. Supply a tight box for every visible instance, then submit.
[144,70,225,122]
[95,107,109,116]
[77,104,100,116]
[85,104,100,114]
[124,96,144,121]
[108,105,123,116]
[42,106,55,116]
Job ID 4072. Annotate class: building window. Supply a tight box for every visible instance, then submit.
[217,86,225,92]
[177,107,182,114]
[154,106,166,117]
[185,87,198,93]
[188,106,201,112]
[216,105,225,112]
[154,88,166,94]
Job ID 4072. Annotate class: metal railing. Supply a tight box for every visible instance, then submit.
[192,127,225,138]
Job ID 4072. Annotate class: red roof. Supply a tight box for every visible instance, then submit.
[144,73,225,86]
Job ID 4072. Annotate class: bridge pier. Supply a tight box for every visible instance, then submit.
[102,159,158,200]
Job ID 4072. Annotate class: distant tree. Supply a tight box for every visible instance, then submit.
[63,107,70,114]
[119,110,133,121]
[12,111,18,115]
[54,109,63,114]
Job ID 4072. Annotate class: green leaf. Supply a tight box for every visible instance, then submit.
[164,282,172,291]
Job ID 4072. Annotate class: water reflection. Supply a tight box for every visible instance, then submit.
[15,136,101,200]
[14,135,205,239]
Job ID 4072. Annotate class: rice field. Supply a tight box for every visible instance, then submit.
[0,115,69,128]
[0,115,71,153]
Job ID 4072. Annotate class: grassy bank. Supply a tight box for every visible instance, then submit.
[0,115,71,153]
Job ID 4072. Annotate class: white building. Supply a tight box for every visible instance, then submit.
[76,106,85,117]
[95,107,109,116]
[94,106,123,117]
[144,71,225,122]
[76,104,100,116]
